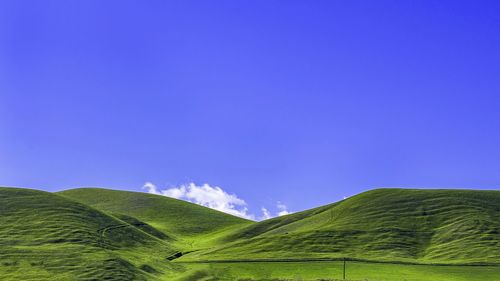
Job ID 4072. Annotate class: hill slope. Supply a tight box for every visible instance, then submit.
[58,188,253,247]
[0,187,178,281]
[182,189,500,264]
[2,186,499,281]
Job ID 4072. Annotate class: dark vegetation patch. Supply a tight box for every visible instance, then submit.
[139,264,157,273]
[166,251,183,260]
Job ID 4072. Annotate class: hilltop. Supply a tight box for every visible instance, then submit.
[0,187,182,280]
[1,186,500,280]
[57,187,500,265]
[182,188,500,264]
[58,188,253,248]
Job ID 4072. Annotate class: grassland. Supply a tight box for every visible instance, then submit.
[171,261,500,281]
[183,189,500,264]
[1,187,499,280]
[58,188,253,249]
[0,187,179,280]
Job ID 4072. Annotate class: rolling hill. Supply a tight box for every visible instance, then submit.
[182,188,500,264]
[58,187,500,265]
[0,187,180,280]
[58,188,253,248]
[1,186,500,280]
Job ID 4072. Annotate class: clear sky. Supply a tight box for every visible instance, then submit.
[1,1,499,219]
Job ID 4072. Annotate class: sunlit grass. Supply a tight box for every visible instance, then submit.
[2,187,500,280]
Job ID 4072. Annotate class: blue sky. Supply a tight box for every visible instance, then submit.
[1,1,499,219]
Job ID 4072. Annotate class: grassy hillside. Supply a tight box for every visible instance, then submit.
[182,188,500,264]
[0,187,178,281]
[2,186,500,280]
[58,188,252,248]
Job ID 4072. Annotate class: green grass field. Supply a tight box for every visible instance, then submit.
[1,187,499,280]
[58,188,252,245]
[185,189,500,264]
[170,261,500,281]
[0,187,180,280]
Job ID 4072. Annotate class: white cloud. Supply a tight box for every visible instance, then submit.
[260,207,272,220]
[142,182,293,221]
[143,182,159,194]
[259,202,292,220]
[163,186,186,199]
[142,182,255,220]
[277,201,290,216]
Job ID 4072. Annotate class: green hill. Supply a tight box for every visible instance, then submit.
[0,187,178,281]
[58,188,253,248]
[181,188,500,264]
[2,186,500,280]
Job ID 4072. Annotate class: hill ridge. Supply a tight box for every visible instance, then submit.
[179,188,500,264]
[0,187,178,280]
[2,186,499,281]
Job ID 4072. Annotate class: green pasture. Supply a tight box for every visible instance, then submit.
[1,187,499,280]
[170,261,500,281]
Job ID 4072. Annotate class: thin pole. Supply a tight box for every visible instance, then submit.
[343,257,346,280]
